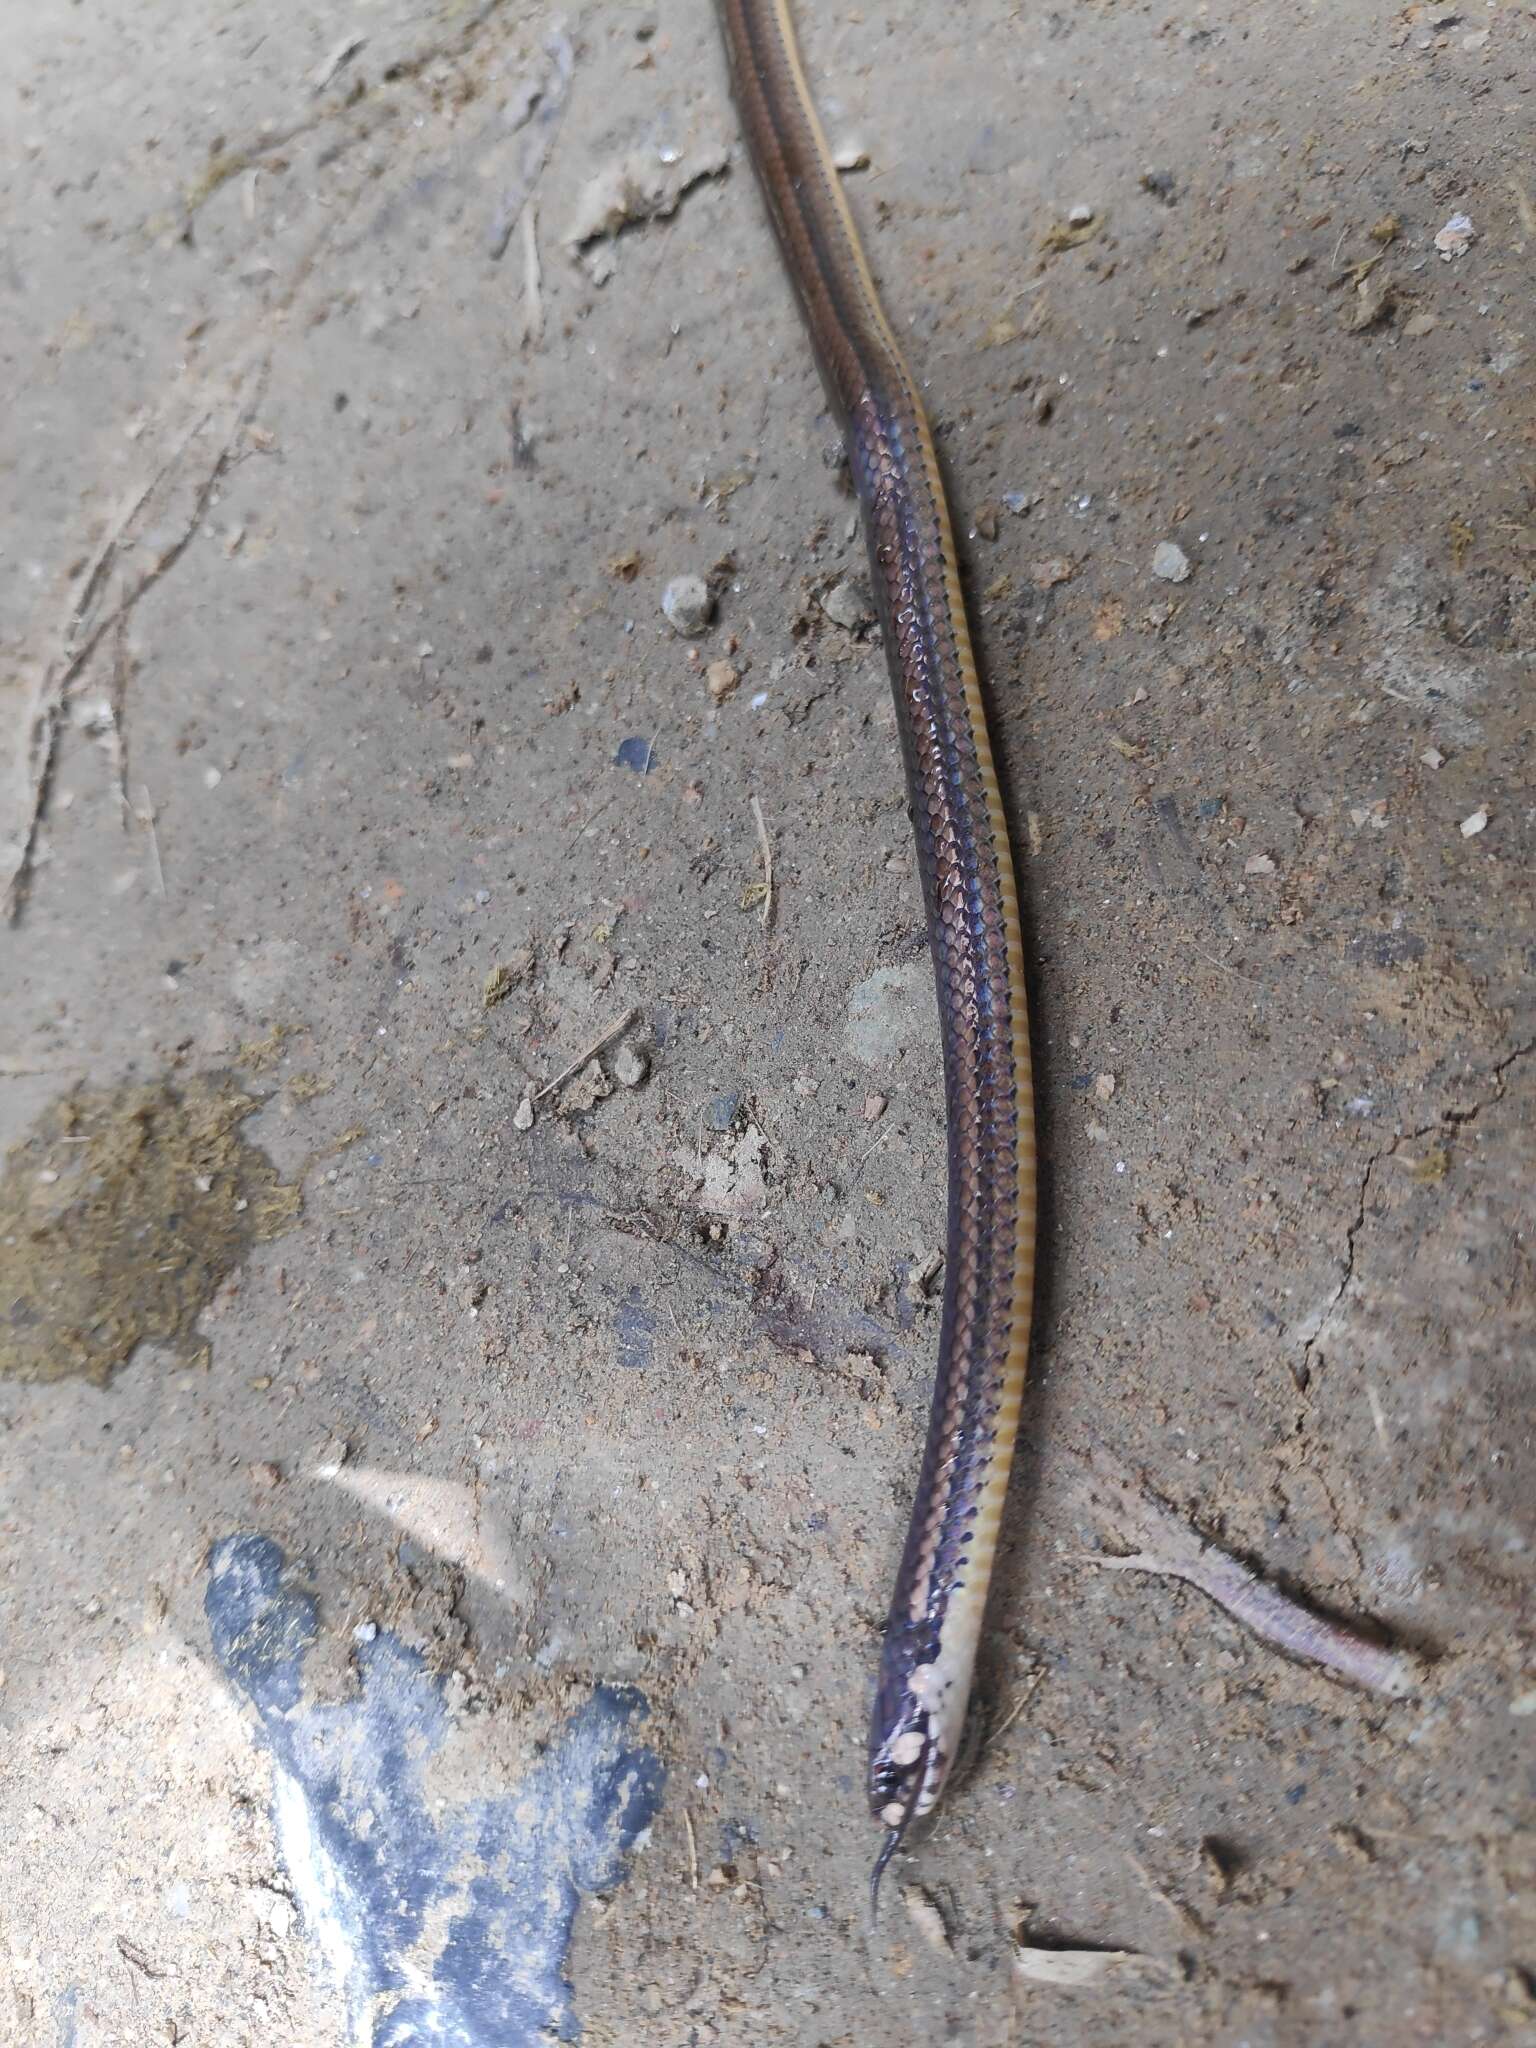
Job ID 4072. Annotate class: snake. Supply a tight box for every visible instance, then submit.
[715,0,1039,1909]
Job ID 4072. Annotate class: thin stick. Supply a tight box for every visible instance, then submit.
[531,1006,638,1103]
[986,1663,1044,1749]
[1072,1448,1424,1699]
[851,1121,894,1186]
[134,785,165,897]
[108,609,132,825]
[749,794,773,928]
[487,28,575,260]
[520,204,543,346]
[682,1805,699,1889]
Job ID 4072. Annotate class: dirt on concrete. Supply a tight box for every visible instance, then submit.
[2,2,1532,2043]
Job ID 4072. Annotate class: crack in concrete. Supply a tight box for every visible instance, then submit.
[1298,1038,1534,1383]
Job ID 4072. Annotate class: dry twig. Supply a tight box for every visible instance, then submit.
[520,204,544,345]
[749,794,774,928]
[1073,1447,1424,1698]
[531,1007,638,1103]
[133,786,165,898]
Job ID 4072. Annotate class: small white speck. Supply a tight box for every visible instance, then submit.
[1459,807,1488,837]
[751,691,768,709]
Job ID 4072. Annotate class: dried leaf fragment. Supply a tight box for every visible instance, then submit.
[1040,212,1103,253]
[903,1886,952,1954]
[1013,1945,1169,1991]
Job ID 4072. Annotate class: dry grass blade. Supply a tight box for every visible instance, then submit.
[1013,1945,1170,1991]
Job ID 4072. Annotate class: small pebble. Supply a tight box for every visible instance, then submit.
[613,1042,649,1089]
[1067,203,1095,227]
[820,577,873,630]
[1433,212,1475,261]
[1244,853,1277,876]
[1459,807,1488,838]
[560,1059,612,1115]
[1420,747,1445,769]
[513,1097,535,1131]
[250,1462,283,1489]
[863,1092,888,1122]
[352,1620,378,1644]
[705,659,740,704]
[1151,540,1192,583]
[1093,1073,1116,1103]
[267,1896,294,1939]
[661,574,714,636]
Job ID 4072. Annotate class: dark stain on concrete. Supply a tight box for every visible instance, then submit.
[0,1072,301,1383]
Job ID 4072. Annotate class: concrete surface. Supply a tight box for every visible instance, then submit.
[2,1,1533,2043]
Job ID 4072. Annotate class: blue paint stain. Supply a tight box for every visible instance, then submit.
[52,1987,79,2048]
[616,1286,656,1371]
[206,1534,664,2046]
[706,1091,739,1132]
[613,736,655,774]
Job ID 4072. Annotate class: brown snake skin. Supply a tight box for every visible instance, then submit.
[715,0,1039,1904]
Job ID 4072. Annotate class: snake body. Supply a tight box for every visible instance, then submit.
[715,0,1039,1902]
